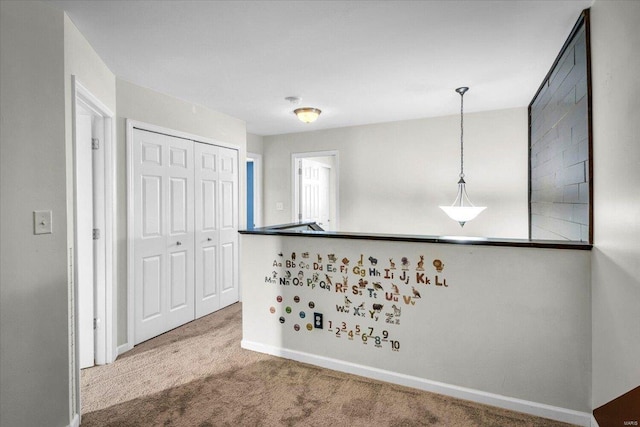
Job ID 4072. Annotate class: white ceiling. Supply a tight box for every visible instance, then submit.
[51,0,592,136]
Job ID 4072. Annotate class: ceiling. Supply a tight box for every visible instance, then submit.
[51,0,592,136]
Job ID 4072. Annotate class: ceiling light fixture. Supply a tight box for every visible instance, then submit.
[439,87,486,227]
[285,96,321,123]
[294,107,322,123]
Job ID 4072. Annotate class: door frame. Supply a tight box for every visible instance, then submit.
[126,119,240,351]
[246,152,262,228]
[291,150,339,229]
[71,76,116,416]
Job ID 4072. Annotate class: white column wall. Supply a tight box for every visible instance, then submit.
[590,0,640,409]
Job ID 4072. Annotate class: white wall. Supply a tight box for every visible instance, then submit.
[241,234,591,420]
[116,79,247,345]
[247,132,264,155]
[590,0,640,409]
[0,2,70,426]
[63,12,118,420]
[263,108,528,238]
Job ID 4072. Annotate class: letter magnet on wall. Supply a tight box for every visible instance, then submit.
[314,312,323,329]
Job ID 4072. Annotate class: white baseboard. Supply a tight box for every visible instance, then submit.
[68,413,80,427]
[117,342,133,356]
[242,340,591,427]
[591,415,600,427]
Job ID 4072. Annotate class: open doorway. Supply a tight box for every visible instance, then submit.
[72,77,116,384]
[246,153,262,229]
[292,151,339,231]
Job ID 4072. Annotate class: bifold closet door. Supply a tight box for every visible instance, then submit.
[133,129,195,344]
[194,144,239,318]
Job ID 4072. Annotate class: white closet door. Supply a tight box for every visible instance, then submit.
[133,129,195,344]
[218,147,239,308]
[194,143,221,318]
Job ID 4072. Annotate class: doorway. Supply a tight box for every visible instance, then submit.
[292,151,338,231]
[72,77,116,371]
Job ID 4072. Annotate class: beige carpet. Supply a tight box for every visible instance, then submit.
[81,303,576,426]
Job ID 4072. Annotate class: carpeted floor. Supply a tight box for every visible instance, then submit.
[81,303,576,426]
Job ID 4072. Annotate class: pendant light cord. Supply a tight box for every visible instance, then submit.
[460,90,464,178]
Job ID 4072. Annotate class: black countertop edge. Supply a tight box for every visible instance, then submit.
[239,227,593,250]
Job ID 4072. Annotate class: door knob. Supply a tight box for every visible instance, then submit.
[176,241,182,246]
[207,237,212,241]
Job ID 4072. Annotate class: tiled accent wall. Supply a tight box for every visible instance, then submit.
[530,18,590,242]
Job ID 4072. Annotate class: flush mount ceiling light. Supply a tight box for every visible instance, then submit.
[439,87,486,227]
[285,96,322,123]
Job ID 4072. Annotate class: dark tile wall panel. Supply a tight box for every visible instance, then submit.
[530,24,590,242]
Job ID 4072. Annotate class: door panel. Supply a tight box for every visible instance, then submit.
[142,176,162,237]
[219,147,239,308]
[133,129,194,344]
[142,255,162,319]
[194,143,220,318]
[169,251,188,309]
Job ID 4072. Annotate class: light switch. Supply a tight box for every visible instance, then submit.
[276,202,284,211]
[34,210,52,235]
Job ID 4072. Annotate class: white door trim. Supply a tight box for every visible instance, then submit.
[291,150,339,230]
[126,119,240,350]
[246,152,263,228]
[71,76,116,419]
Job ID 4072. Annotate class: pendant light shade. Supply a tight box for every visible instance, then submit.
[439,87,486,227]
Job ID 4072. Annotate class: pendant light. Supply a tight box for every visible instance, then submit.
[439,87,486,227]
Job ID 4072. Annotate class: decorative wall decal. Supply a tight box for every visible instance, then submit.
[264,249,449,354]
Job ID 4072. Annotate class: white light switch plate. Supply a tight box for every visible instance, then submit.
[34,210,52,234]
[276,202,284,211]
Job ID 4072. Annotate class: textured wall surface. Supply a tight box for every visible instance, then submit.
[530,21,590,241]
